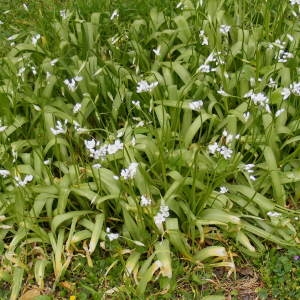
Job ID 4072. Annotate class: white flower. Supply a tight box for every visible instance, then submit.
[44,159,51,165]
[120,162,138,180]
[220,24,231,34]
[136,120,145,128]
[287,34,294,41]
[275,108,285,117]
[244,164,255,173]
[208,142,219,154]
[189,100,203,111]
[219,186,228,194]
[243,111,250,121]
[154,204,170,226]
[136,80,158,93]
[23,3,28,11]
[0,120,7,132]
[84,138,97,150]
[31,34,41,46]
[17,67,26,77]
[73,121,86,133]
[131,137,136,146]
[290,82,300,95]
[217,88,229,96]
[153,46,161,56]
[0,170,10,178]
[140,195,152,206]
[267,211,282,217]
[268,78,277,89]
[15,174,33,187]
[107,139,123,155]
[132,100,141,108]
[219,146,232,159]
[0,20,4,25]
[198,64,211,73]
[244,91,270,112]
[176,2,184,9]
[73,103,82,113]
[199,30,208,45]
[110,9,119,20]
[33,104,41,111]
[276,49,293,63]
[60,10,67,19]
[249,175,256,181]
[64,78,76,92]
[50,120,68,135]
[50,58,59,66]
[106,227,119,241]
[92,163,102,169]
[290,0,300,5]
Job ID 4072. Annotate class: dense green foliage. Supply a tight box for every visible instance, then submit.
[0,0,299,298]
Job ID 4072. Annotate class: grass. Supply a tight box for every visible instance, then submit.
[0,0,300,299]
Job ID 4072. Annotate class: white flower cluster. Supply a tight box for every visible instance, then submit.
[0,170,10,178]
[140,195,152,206]
[120,162,139,180]
[73,103,82,114]
[244,90,270,113]
[290,0,300,5]
[106,227,119,241]
[189,100,203,111]
[219,186,228,194]
[243,163,256,181]
[222,130,240,145]
[276,49,293,63]
[198,51,225,73]
[220,24,231,35]
[208,142,233,159]
[0,121,7,132]
[199,30,208,45]
[50,120,68,135]
[15,174,33,187]
[64,76,83,92]
[84,138,123,160]
[136,80,159,93]
[267,211,282,217]
[154,204,170,226]
[281,82,300,100]
[31,34,41,46]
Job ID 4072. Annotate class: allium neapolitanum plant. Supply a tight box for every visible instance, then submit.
[0,0,300,297]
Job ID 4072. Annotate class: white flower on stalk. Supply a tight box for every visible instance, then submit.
[189,100,203,111]
[244,163,255,173]
[132,100,141,109]
[73,103,82,113]
[140,195,152,206]
[153,46,161,56]
[0,170,10,178]
[0,121,7,132]
[290,0,300,5]
[290,82,300,95]
[50,58,59,66]
[199,30,208,45]
[154,204,170,226]
[15,174,33,187]
[220,24,231,34]
[208,142,220,154]
[219,186,228,194]
[244,90,270,112]
[110,9,119,20]
[267,211,282,217]
[217,88,229,97]
[31,33,41,46]
[120,162,138,180]
[107,139,123,155]
[60,10,67,19]
[73,121,86,133]
[23,3,28,11]
[44,158,51,165]
[64,76,82,92]
[17,67,26,77]
[222,130,239,145]
[219,146,233,159]
[106,227,119,241]
[50,120,68,135]
[276,49,293,63]
[198,64,212,73]
[92,163,102,169]
[275,108,285,117]
[136,80,158,93]
[176,2,184,9]
[268,78,277,89]
[281,88,291,100]
[243,111,250,121]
